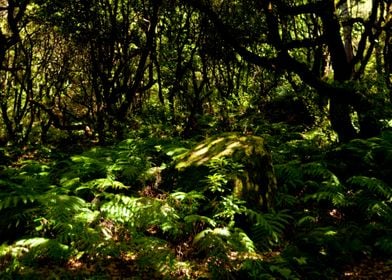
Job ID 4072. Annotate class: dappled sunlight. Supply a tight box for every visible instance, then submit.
[1,131,392,278]
[0,0,390,276]
[175,133,276,210]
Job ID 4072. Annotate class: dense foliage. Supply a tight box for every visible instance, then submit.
[0,0,391,279]
[0,129,392,278]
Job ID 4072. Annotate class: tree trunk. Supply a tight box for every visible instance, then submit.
[320,0,358,142]
[329,98,357,142]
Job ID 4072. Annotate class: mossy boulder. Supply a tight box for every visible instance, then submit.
[175,133,277,210]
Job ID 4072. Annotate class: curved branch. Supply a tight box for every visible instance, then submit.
[183,0,359,104]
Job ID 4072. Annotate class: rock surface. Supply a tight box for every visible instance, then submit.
[176,133,277,210]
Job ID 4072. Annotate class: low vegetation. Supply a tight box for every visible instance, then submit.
[1,0,391,278]
[1,126,391,279]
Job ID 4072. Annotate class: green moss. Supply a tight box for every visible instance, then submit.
[176,133,277,210]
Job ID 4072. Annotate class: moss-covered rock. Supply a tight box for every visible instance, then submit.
[176,133,277,210]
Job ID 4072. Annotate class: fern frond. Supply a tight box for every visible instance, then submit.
[0,179,24,190]
[0,193,37,210]
[100,194,138,224]
[101,194,182,238]
[366,200,392,223]
[303,169,348,207]
[347,176,392,200]
[59,177,81,191]
[275,161,303,187]
[193,226,255,254]
[42,194,90,230]
[375,236,392,254]
[304,188,347,207]
[192,227,230,257]
[15,238,71,264]
[184,214,217,227]
[214,195,247,221]
[302,162,331,179]
[275,193,297,208]
[297,215,318,226]
[247,210,291,247]
[230,228,256,253]
[169,191,205,214]
[78,177,129,192]
[170,190,204,202]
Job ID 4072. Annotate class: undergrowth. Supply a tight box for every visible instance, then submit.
[0,129,391,279]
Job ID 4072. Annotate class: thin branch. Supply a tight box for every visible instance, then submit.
[183,0,359,102]
[283,36,325,49]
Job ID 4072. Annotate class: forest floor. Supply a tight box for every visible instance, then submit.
[10,254,392,279]
[342,258,392,279]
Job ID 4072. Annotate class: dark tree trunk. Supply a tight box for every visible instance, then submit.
[358,113,382,138]
[186,0,385,142]
[320,0,358,142]
[329,99,357,142]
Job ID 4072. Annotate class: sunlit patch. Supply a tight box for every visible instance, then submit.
[328,209,342,219]
[215,141,241,158]
[67,258,84,270]
[193,146,209,157]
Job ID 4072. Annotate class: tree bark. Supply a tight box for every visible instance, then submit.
[185,0,385,141]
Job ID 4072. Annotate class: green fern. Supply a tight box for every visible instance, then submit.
[18,238,71,265]
[274,161,303,189]
[347,176,392,200]
[76,177,129,193]
[331,132,392,183]
[192,227,232,261]
[239,258,300,280]
[100,194,140,224]
[214,195,247,222]
[191,226,257,279]
[204,157,244,194]
[303,185,347,207]
[228,228,257,253]
[375,236,392,254]
[297,162,349,207]
[169,190,205,213]
[131,235,176,278]
[184,214,217,228]
[296,215,318,227]
[346,176,392,223]
[302,162,332,179]
[55,142,154,191]
[101,194,182,238]
[247,210,292,248]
